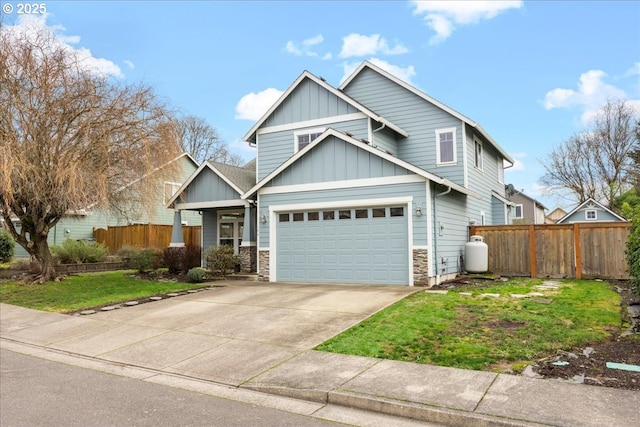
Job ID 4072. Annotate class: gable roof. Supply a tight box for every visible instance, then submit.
[557,198,627,223]
[166,160,256,208]
[506,186,548,210]
[243,70,408,143]
[340,61,515,165]
[241,128,478,200]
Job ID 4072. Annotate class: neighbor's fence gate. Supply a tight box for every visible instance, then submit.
[94,224,202,254]
[469,223,631,280]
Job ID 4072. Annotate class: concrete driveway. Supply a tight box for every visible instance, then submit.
[1,281,416,387]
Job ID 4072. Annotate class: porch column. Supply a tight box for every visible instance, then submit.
[239,205,257,272]
[169,209,185,247]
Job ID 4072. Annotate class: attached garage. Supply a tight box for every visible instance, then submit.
[274,205,410,285]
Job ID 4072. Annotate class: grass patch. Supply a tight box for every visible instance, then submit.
[316,278,621,371]
[0,271,207,313]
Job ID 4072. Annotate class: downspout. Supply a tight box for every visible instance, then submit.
[433,185,452,285]
[371,122,385,149]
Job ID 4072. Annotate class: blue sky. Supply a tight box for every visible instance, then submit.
[2,1,639,211]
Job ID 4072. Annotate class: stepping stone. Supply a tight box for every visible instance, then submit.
[510,294,530,299]
[459,292,472,296]
[80,310,96,315]
[480,293,501,298]
[101,306,117,311]
[149,296,162,301]
[528,292,545,297]
[125,301,139,306]
[530,298,553,305]
[166,293,180,297]
[425,290,448,294]
[187,290,199,293]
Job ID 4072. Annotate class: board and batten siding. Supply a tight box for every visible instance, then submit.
[257,117,369,180]
[182,167,239,203]
[342,67,465,186]
[258,181,428,249]
[264,136,411,187]
[202,210,217,252]
[264,78,359,127]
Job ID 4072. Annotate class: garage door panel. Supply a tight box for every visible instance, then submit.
[276,205,409,285]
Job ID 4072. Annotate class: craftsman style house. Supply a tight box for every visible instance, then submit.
[168,61,514,286]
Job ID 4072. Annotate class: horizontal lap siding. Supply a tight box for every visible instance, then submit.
[259,181,427,248]
[343,68,464,186]
[257,118,369,180]
[433,190,471,275]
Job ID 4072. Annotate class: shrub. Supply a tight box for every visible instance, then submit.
[187,267,207,283]
[0,230,15,263]
[623,203,640,297]
[205,245,238,277]
[164,247,185,274]
[184,245,202,271]
[51,239,108,264]
[132,249,163,273]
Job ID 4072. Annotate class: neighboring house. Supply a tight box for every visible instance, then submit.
[505,186,547,224]
[168,61,514,286]
[557,198,627,224]
[9,153,200,257]
[545,207,567,224]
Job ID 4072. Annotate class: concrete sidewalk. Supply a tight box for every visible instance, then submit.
[1,282,638,427]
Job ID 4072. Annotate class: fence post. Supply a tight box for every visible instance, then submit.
[529,225,536,278]
[574,223,582,279]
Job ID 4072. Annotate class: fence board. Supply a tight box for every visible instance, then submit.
[94,224,202,253]
[470,222,630,280]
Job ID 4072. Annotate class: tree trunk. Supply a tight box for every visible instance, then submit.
[28,233,57,284]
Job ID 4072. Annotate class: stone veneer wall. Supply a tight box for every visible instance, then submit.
[413,248,429,286]
[258,250,269,281]
[239,246,257,272]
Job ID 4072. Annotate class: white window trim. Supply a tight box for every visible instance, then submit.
[497,159,504,184]
[293,127,325,153]
[164,181,182,205]
[514,204,524,219]
[585,209,597,220]
[436,127,457,166]
[474,137,484,171]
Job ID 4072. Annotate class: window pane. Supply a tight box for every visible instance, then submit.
[390,207,404,217]
[355,209,368,219]
[220,223,233,238]
[220,239,234,247]
[310,132,322,141]
[339,210,351,219]
[293,212,304,221]
[279,213,290,222]
[372,208,386,218]
[441,141,453,162]
[308,211,319,221]
[323,211,334,220]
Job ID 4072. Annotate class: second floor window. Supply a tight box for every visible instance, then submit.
[294,128,324,152]
[436,128,456,165]
[514,204,523,219]
[164,182,182,204]
[474,139,483,170]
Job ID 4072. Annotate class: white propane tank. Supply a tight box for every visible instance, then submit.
[465,235,488,273]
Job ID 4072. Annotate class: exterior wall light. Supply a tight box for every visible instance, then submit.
[415,206,422,216]
[260,214,267,224]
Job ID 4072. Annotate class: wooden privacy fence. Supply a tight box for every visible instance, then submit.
[469,222,631,280]
[94,224,202,254]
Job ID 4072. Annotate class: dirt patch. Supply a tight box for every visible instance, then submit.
[437,276,640,390]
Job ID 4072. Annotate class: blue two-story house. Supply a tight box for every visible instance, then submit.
[167,61,514,286]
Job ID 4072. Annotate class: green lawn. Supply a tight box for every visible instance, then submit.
[316,278,621,371]
[0,271,207,313]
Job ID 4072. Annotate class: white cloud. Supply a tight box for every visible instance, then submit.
[2,15,123,78]
[341,58,416,85]
[123,60,135,69]
[505,152,526,172]
[284,34,331,59]
[235,88,284,121]
[543,69,632,125]
[411,0,523,45]
[625,62,640,77]
[227,137,256,161]
[339,33,408,58]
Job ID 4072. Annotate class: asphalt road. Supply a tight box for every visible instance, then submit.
[0,349,345,427]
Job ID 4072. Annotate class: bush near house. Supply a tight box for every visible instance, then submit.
[51,239,108,264]
[205,245,238,277]
[163,245,202,274]
[0,230,15,263]
[624,203,640,297]
[132,249,164,273]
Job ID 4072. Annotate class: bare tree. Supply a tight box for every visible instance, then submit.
[0,22,180,282]
[174,115,243,165]
[540,99,639,208]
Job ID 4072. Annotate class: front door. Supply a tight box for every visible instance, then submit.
[218,211,244,255]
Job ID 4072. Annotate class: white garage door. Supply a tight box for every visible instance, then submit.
[276,206,409,285]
